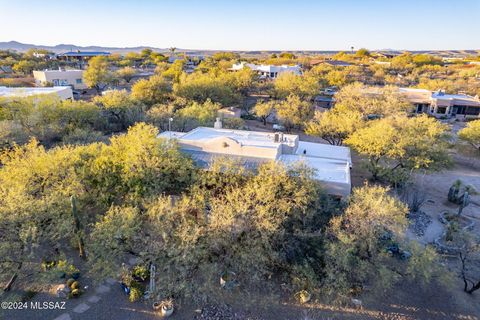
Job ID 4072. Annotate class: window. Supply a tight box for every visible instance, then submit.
[465,107,480,116]
[436,106,447,114]
[76,79,82,84]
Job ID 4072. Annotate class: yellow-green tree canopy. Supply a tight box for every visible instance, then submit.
[334,83,413,117]
[274,71,320,99]
[116,66,136,83]
[253,100,276,125]
[131,75,171,106]
[83,56,113,93]
[275,94,314,131]
[306,109,364,145]
[175,99,221,131]
[173,72,240,107]
[94,89,144,131]
[324,185,443,295]
[345,115,451,183]
[458,120,480,154]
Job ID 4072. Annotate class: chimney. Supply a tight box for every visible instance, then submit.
[274,133,280,143]
[214,117,222,129]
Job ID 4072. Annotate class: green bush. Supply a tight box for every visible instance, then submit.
[70,281,79,290]
[132,265,149,281]
[66,278,75,287]
[129,282,144,302]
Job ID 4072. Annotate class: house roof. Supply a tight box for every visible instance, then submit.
[399,88,480,106]
[231,62,301,74]
[57,51,110,57]
[159,127,352,197]
[310,59,352,67]
[0,86,72,97]
[177,127,298,150]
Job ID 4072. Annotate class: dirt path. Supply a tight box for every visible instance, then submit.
[409,161,480,244]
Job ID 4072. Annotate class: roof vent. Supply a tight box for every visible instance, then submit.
[214,117,222,129]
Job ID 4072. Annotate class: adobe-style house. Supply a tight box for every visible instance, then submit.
[231,62,302,79]
[400,88,480,119]
[159,125,352,198]
[33,69,86,90]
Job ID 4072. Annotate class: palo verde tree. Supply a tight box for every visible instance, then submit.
[253,100,276,126]
[131,75,171,106]
[323,185,445,297]
[334,83,413,118]
[306,109,364,146]
[83,56,113,94]
[458,120,480,154]
[275,94,314,132]
[94,89,145,131]
[345,115,451,184]
[116,66,136,83]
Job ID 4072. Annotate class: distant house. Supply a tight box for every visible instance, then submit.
[57,51,110,59]
[159,126,352,198]
[231,62,302,79]
[0,86,73,100]
[310,59,352,67]
[314,95,334,109]
[33,69,86,89]
[0,66,13,74]
[400,88,480,119]
[374,51,402,59]
[56,51,110,69]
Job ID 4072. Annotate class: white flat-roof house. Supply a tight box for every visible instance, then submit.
[231,62,302,79]
[0,86,74,100]
[33,69,86,90]
[399,88,480,119]
[159,126,352,198]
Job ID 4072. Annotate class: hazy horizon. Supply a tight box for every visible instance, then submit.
[1,0,479,51]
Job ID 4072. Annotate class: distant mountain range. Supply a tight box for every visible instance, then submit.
[0,41,170,54]
[0,41,478,57]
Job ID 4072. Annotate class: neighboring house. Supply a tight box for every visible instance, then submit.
[231,62,302,79]
[399,88,480,119]
[159,125,352,198]
[310,59,352,67]
[218,107,241,119]
[33,69,86,89]
[56,51,110,69]
[374,51,402,59]
[313,95,334,109]
[0,66,13,74]
[0,86,73,100]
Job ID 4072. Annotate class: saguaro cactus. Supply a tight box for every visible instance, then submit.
[448,180,462,203]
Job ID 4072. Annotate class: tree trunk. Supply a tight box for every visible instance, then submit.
[71,196,86,259]
[3,274,17,292]
[466,281,480,294]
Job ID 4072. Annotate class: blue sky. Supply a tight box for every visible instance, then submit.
[0,0,479,50]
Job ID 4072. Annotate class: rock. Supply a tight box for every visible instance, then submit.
[128,257,139,266]
[408,210,432,237]
[56,284,70,298]
[193,304,263,320]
